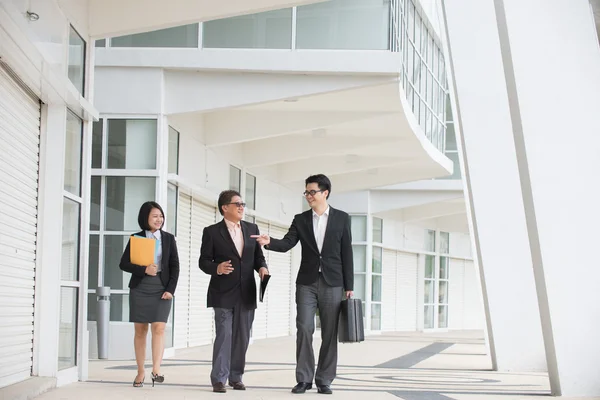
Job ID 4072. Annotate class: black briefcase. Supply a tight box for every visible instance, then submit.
[338,298,365,343]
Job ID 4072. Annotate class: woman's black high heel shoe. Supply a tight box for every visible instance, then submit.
[133,375,145,387]
[151,372,164,387]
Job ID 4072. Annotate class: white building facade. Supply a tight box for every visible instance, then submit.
[2,0,599,397]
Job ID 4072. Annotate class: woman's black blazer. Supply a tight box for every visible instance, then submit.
[119,230,180,294]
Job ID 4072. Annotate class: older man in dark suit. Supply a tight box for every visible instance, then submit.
[199,190,269,393]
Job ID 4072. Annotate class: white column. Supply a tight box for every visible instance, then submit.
[33,104,67,377]
[441,0,546,372]
[445,0,600,396]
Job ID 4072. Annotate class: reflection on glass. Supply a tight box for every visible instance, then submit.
[167,184,177,234]
[351,215,367,242]
[438,281,448,304]
[245,174,256,210]
[372,217,383,243]
[64,111,83,196]
[354,273,366,301]
[87,292,97,322]
[439,256,449,280]
[103,236,130,290]
[425,229,435,252]
[352,245,367,272]
[425,255,434,278]
[105,177,156,231]
[424,305,434,329]
[168,127,179,174]
[110,294,130,322]
[88,235,99,291]
[371,275,382,302]
[296,0,390,50]
[107,119,157,169]
[68,26,85,95]
[438,305,448,328]
[61,198,80,281]
[371,303,381,331]
[229,166,241,192]
[58,287,78,370]
[372,246,382,273]
[203,9,292,49]
[112,24,199,48]
[92,120,103,169]
[440,232,450,254]
[424,280,434,304]
[90,177,101,230]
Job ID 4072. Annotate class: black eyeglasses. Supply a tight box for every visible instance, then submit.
[226,202,246,208]
[303,190,324,197]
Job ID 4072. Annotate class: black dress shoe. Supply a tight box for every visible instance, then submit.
[229,381,246,390]
[213,382,227,393]
[317,385,332,394]
[291,382,313,393]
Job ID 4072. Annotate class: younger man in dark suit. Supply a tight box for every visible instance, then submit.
[252,174,354,395]
[199,190,269,393]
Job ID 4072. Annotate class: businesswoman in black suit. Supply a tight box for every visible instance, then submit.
[119,201,179,388]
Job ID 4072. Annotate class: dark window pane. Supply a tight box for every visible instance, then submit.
[90,176,101,230]
[112,24,199,48]
[92,120,103,169]
[103,235,129,290]
[105,177,156,231]
[88,235,99,291]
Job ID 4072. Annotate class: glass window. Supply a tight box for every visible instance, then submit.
[68,26,85,95]
[110,294,130,322]
[112,24,199,48]
[438,280,448,304]
[296,0,390,50]
[105,177,156,231]
[372,246,382,273]
[167,183,177,234]
[58,287,78,370]
[371,303,381,330]
[424,305,434,329]
[204,9,292,49]
[168,127,179,174]
[425,229,435,252]
[90,176,101,230]
[424,280,434,304]
[372,217,383,243]
[61,198,80,281]
[425,255,435,278]
[438,305,448,328]
[88,235,99,291]
[439,256,449,280]
[95,39,106,48]
[87,293,97,322]
[445,124,457,151]
[354,273,366,300]
[92,120,103,169]
[229,166,241,192]
[440,231,450,254]
[107,119,157,170]
[371,275,382,302]
[245,173,256,210]
[351,215,367,242]
[352,245,366,272]
[103,235,130,290]
[64,111,83,196]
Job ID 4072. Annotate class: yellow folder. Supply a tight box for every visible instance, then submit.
[130,235,157,266]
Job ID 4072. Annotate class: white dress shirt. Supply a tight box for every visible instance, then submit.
[145,230,162,272]
[312,206,330,253]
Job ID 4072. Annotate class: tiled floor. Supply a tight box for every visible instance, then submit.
[32,331,594,400]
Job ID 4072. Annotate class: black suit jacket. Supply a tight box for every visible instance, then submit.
[266,207,353,290]
[119,230,180,295]
[199,219,268,310]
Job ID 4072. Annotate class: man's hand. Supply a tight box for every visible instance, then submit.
[145,264,158,276]
[250,234,271,246]
[345,290,354,299]
[217,260,234,275]
[258,267,269,280]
